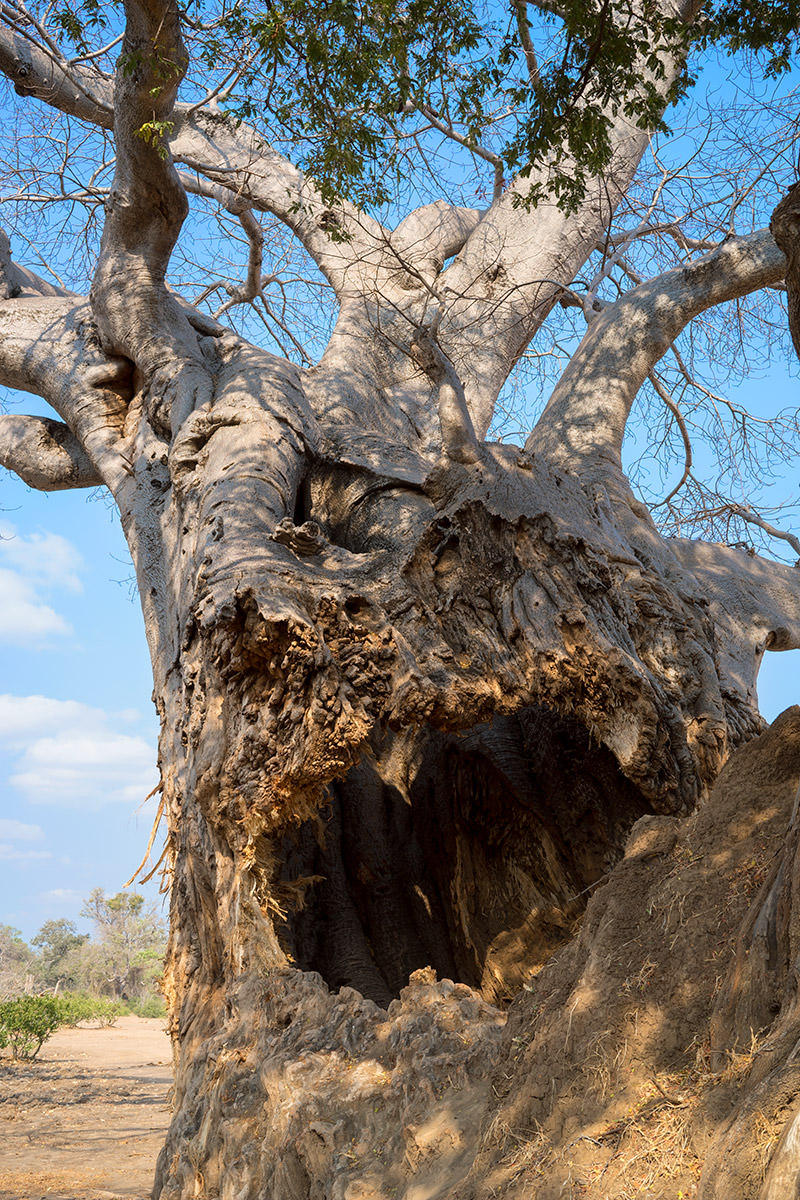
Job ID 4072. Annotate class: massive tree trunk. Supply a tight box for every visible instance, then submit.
[3,1,800,1196]
[139,392,796,1198]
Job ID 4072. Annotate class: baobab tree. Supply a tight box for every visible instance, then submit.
[1,0,800,1195]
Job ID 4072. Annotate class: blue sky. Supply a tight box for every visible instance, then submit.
[0,476,163,941]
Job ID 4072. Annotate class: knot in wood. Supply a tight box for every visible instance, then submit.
[271,517,326,557]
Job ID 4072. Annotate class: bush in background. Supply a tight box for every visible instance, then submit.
[53,992,127,1028]
[126,993,167,1019]
[0,890,167,1019]
[0,995,62,1060]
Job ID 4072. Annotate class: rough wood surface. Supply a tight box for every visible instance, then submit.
[2,2,800,1195]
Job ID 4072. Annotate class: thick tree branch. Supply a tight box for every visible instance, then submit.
[391,201,482,278]
[770,180,800,361]
[169,112,393,298]
[0,294,129,489]
[409,324,481,464]
[0,9,390,299]
[526,229,785,476]
[0,4,505,320]
[436,0,700,437]
[0,5,114,126]
[0,228,70,298]
[0,413,103,489]
[671,537,800,706]
[90,0,214,437]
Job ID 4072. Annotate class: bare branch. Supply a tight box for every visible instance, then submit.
[177,171,265,307]
[727,505,800,559]
[417,103,505,201]
[648,371,693,508]
[0,413,103,489]
[510,0,545,99]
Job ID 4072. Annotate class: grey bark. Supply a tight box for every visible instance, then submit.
[1,1,800,1196]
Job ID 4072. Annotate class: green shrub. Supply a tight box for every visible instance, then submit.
[0,995,62,1060]
[53,992,125,1028]
[91,997,126,1027]
[52,992,96,1027]
[126,994,167,1019]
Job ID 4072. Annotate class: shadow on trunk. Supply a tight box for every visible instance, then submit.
[283,706,650,1006]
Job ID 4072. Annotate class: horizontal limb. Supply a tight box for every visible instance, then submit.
[0,413,103,489]
[1,228,69,299]
[671,537,800,709]
[0,6,113,126]
[391,202,482,278]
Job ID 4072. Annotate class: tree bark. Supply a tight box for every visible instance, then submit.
[4,3,800,1193]
[3,216,799,1200]
[109,336,795,1196]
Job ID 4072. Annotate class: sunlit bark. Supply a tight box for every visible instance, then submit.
[1,0,799,1195]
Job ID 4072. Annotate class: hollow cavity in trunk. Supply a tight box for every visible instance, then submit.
[280,705,650,1007]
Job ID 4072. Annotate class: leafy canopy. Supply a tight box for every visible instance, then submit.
[42,0,800,211]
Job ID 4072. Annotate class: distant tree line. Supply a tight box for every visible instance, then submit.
[0,890,167,1016]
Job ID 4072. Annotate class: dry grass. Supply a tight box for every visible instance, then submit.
[585,1077,701,1199]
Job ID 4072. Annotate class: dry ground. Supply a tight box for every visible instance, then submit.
[0,1015,172,1200]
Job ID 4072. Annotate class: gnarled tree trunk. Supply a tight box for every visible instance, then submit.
[3,2,800,1196]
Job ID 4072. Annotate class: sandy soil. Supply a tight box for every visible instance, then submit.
[0,1015,173,1200]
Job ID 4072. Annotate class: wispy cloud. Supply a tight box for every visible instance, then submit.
[0,523,83,591]
[37,888,84,908]
[0,568,71,641]
[0,819,45,841]
[0,695,158,809]
[0,818,49,862]
[0,523,83,644]
[0,843,51,862]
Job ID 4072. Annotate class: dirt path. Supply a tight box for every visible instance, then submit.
[0,1015,173,1200]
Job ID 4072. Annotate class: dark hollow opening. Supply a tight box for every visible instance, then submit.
[280,704,650,1008]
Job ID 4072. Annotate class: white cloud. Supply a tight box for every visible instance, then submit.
[0,524,83,592]
[0,695,158,809]
[40,888,83,901]
[0,695,105,744]
[0,819,44,841]
[0,523,83,645]
[0,568,71,641]
[0,843,51,861]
